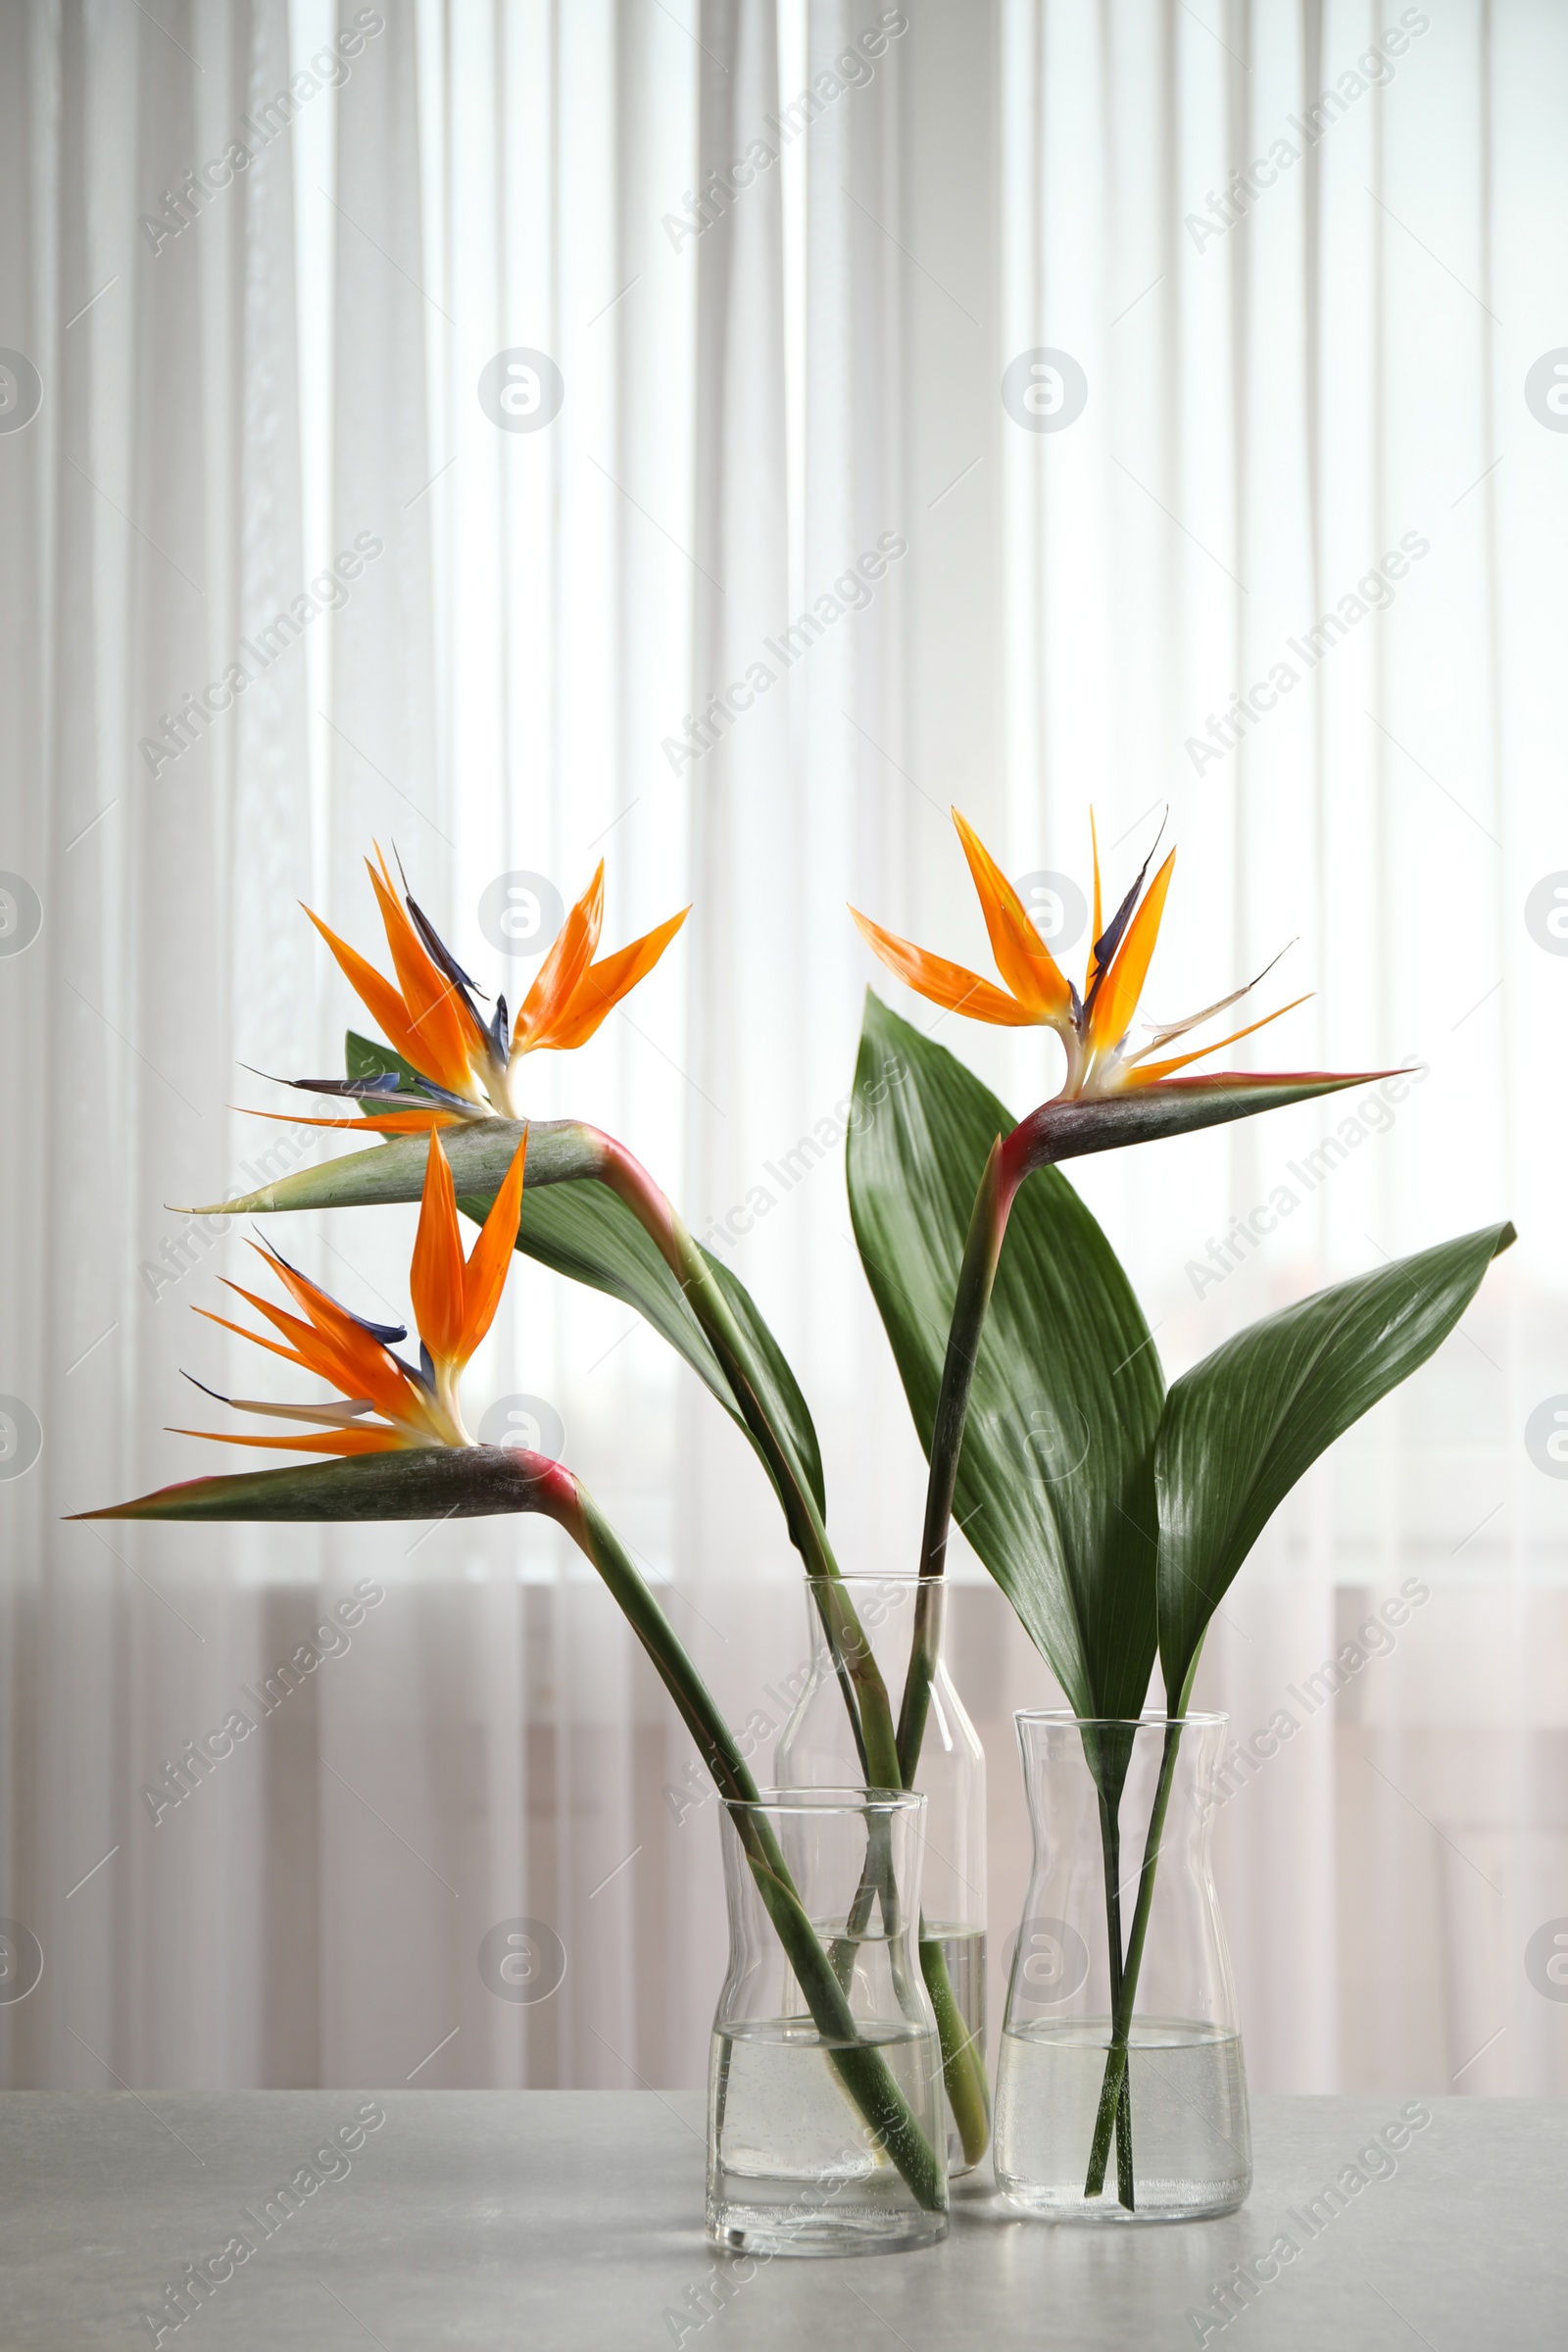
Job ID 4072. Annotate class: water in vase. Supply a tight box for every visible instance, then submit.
[994,2015,1251,2219]
[920,1924,988,2175]
[708,2016,948,2255]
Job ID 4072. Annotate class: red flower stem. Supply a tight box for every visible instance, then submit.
[897,1136,1021,1779]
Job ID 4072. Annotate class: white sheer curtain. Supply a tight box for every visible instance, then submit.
[2,0,1564,2103]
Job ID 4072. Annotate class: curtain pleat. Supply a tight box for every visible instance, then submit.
[2,0,1564,2102]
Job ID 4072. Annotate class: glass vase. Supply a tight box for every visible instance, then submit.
[708,1787,950,2257]
[774,1575,989,2175]
[994,1712,1251,2221]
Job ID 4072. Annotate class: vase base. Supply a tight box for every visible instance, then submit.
[995,2179,1250,2224]
[707,2196,950,2258]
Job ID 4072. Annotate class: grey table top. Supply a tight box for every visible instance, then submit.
[2,2089,1561,2348]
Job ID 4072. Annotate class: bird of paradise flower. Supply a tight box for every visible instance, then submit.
[852,808,1311,1106]
[178,1132,527,1456]
[268,847,686,1131]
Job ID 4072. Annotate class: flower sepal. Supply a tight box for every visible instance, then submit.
[187,1116,589,1219]
[73,1443,575,1525]
[1002,1065,1406,1191]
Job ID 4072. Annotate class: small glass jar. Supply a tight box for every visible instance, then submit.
[774,1576,989,2174]
[994,1712,1251,2221]
[708,1787,949,2257]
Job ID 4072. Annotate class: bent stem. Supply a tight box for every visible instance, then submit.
[1083,1718,1185,2200]
[602,1141,986,2163]
[562,1480,945,2214]
[892,1134,1010,1819]
[871,1141,1011,2160]
[599,1144,906,1789]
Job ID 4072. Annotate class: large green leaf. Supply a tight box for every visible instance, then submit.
[848,993,1163,1719]
[1156,1220,1516,1709]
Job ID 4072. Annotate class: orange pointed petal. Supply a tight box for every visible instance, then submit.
[303,906,431,1077]
[1087,849,1176,1054]
[514,864,605,1050]
[850,906,1041,1027]
[365,853,474,1095]
[1119,995,1313,1087]
[193,1304,313,1376]
[950,810,1074,1023]
[533,908,689,1053]
[458,1134,528,1359]
[214,1279,372,1398]
[237,1105,464,1134]
[410,1135,466,1361]
[250,1256,415,1419]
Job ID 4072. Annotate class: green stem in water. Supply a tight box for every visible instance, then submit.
[880,1141,1011,2160]
[555,1478,945,2214]
[602,1146,973,2160]
[920,1931,992,2168]
[1083,1719,1185,2201]
[1093,1789,1135,2209]
[827,1819,990,2172]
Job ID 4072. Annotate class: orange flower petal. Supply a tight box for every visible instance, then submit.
[249,1255,416,1420]
[951,810,1073,1023]
[212,1281,372,1398]
[514,864,605,1050]
[1119,995,1313,1087]
[366,851,475,1096]
[850,906,1041,1027]
[531,908,689,1053]
[237,1106,464,1134]
[302,906,431,1077]
[410,1135,466,1362]
[1086,849,1176,1056]
[193,1304,313,1376]
[460,1134,529,1360]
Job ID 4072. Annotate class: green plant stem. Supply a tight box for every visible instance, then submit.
[866,1142,1010,2163]
[599,1148,981,2162]
[599,1146,979,2174]
[828,1824,990,2172]
[919,1932,992,2167]
[1092,1791,1136,2209]
[564,1484,945,2213]
[914,1138,1010,1593]
[599,1150,906,1788]
[836,1139,1008,2167]
[1083,1718,1184,2200]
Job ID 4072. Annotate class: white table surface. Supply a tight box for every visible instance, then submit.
[2,2089,1561,2348]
